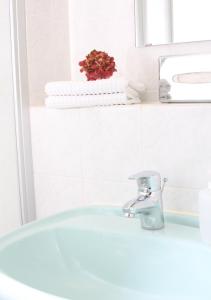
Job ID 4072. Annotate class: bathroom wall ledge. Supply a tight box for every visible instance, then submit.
[30,101,211,109]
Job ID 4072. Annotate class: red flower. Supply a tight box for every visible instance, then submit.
[79,50,117,81]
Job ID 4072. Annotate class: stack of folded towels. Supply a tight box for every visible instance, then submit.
[45,78,145,109]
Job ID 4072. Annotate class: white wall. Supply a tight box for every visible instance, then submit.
[0,0,21,234]
[31,101,210,219]
[68,0,135,80]
[25,0,71,106]
[30,2,211,218]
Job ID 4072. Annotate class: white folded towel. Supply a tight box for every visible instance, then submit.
[45,93,141,109]
[45,78,145,97]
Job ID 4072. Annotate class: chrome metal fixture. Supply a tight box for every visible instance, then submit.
[123,171,167,230]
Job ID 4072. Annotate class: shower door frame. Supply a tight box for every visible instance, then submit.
[10,0,36,224]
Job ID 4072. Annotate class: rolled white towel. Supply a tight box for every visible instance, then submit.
[159,79,171,100]
[126,86,138,100]
[45,93,141,109]
[160,88,171,100]
[160,94,171,101]
[45,78,145,97]
[128,81,146,97]
[159,79,171,92]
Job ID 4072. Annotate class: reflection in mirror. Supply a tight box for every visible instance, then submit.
[135,0,211,46]
[159,54,211,103]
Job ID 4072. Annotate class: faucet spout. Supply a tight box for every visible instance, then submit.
[123,194,151,218]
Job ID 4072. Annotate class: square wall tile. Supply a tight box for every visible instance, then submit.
[34,173,84,219]
[30,108,83,178]
[84,178,137,207]
[141,104,211,190]
[163,186,199,214]
[80,105,143,181]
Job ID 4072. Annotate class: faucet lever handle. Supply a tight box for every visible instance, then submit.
[129,171,161,192]
[161,177,168,193]
[129,171,160,180]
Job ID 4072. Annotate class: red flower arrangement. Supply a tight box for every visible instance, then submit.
[79,50,117,81]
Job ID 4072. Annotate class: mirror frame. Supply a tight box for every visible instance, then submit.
[135,0,211,47]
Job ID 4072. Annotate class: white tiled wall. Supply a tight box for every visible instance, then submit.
[30,102,211,219]
[30,106,140,218]
[25,0,71,106]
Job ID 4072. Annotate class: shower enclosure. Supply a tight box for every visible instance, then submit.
[0,0,35,234]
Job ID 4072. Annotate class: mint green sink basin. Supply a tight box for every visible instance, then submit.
[0,206,210,300]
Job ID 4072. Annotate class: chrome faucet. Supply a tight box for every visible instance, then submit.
[123,171,167,230]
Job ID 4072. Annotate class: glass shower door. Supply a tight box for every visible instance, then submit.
[0,0,35,234]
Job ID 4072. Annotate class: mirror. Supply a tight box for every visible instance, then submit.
[135,0,211,46]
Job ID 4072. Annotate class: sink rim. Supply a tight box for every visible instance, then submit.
[0,205,199,247]
[0,206,204,300]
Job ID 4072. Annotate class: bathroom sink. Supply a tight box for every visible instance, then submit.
[0,206,210,300]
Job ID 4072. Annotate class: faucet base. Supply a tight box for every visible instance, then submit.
[141,223,165,230]
[139,207,165,230]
